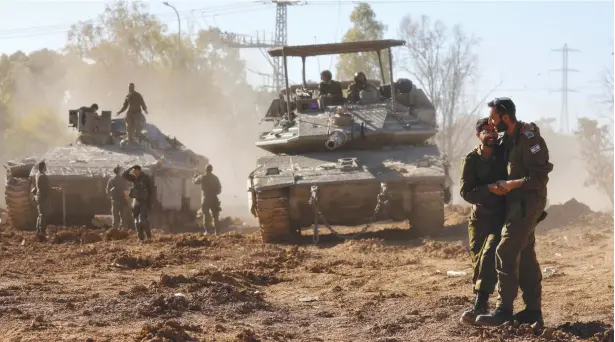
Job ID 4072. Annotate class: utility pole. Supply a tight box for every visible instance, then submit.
[163,1,182,67]
[550,43,580,134]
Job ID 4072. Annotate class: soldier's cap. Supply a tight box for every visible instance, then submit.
[132,165,141,170]
[475,117,491,133]
[487,97,516,116]
[113,165,121,173]
[320,70,332,78]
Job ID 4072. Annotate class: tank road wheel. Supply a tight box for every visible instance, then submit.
[408,184,445,238]
[256,188,297,243]
[4,177,35,231]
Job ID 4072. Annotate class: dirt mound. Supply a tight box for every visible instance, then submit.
[335,238,387,254]
[540,198,593,230]
[420,240,468,259]
[480,320,614,341]
[175,234,211,248]
[104,228,130,241]
[136,320,201,342]
[51,228,103,244]
[111,252,153,269]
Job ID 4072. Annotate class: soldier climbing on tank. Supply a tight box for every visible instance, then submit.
[122,165,155,241]
[318,70,344,105]
[78,103,99,114]
[33,161,52,240]
[193,164,222,235]
[347,71,379,104]
[116,83,148,142]
[106,165,130,229]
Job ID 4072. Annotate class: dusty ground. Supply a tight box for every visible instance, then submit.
[0,201,612,342]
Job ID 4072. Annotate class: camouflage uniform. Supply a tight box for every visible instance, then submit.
[193,172,222,233]
[122,168,155,240]
[106,174,129,229]
[118,91,147,141]
[495,122,553,313]
[459,145,507,295]
[34,172,51,236]
[318,80,345,105]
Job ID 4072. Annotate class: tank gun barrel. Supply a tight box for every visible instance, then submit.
[325,129,348,150]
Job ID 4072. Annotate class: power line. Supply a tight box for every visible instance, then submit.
[550,43,580,134]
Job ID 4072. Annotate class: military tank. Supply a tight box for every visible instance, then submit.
[4,109,209,232]
[247,39,452,243]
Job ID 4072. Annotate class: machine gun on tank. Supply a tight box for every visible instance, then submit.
[68,108,113,145]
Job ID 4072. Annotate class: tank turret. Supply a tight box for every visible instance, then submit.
[69,109,112,145]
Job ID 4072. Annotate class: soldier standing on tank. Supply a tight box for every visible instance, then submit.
[122,165,155,241]
[476,97,553,327]
[116,83,148,142]
[193,164,222,235]
[106,165,129,229]
[318,70,344,105]
[33,161,52,240]
[458,117,508,324]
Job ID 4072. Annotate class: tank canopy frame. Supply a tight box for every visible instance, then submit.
[268,39,406,120]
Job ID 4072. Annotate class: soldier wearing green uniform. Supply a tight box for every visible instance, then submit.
[193,164,222,235]
[458,118,508,324]
[476,97,553,327]
[106,165,130,229]
[116,83,148,142]
[122,165,155,241]
[33,161,51,240]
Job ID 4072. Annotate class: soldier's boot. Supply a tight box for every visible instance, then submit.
[475,307,514,327]
[460,291,489,324]
[135,220,145,241]
[144,224,152,240]
[513,309,544,326]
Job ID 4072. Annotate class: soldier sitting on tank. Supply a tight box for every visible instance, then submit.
[318,70,345,106]
[122,165,155,241]
[347,71,380,104]
[193,164,222,235]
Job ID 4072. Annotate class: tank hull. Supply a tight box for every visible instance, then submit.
[249,145,450,242]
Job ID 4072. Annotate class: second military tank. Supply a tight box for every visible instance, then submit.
[248,39,452,243]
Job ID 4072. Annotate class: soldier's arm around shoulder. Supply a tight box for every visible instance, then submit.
[459,152,489,205]
[520,130,554,190]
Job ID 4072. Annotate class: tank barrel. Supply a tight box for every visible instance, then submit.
[325,130,348,150]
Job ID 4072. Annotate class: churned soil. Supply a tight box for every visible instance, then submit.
[0,203,612,342]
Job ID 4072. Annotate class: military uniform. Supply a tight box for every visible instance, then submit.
[193,173,222,233]
[318,80,344,105]
[459,145,508,295]
[122,168,155,240]
[106,174,130,229]
[34,172,51,236]
[118,91,147,141]
[347,82,379,104]
[495,121,553,312]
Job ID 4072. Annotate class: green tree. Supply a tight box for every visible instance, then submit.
[336,2,388,82]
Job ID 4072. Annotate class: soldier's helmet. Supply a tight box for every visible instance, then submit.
[320,70,332,81]
[206,164,213,172]
[113,165,121,174]
[395,78,413,94]
[354,71,366,83]
[91,103,99,111]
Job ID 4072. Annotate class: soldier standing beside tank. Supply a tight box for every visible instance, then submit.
[106,165,130,229]
[476,97,553,327]
[116,83,148,142]
[33,161,51,240]
[458,117,508,324]
[193,164,222,235]
[122,165,155,241]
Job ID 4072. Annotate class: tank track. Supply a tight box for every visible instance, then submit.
[4,175,34,231]
[408,185,445,237]
[255,188,297,243]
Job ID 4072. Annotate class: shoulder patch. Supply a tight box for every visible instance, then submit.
[530,144,541,154]
[523,131,535,139]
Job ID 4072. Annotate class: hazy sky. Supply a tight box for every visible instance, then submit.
[0,0,613,131]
